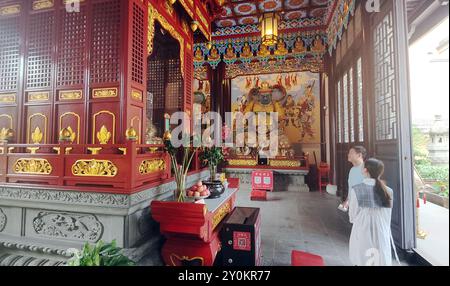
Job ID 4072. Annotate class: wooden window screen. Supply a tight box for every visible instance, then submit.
[57,8,87,87]
[90,0,121,84]
[0,16,20,92]
[26,12,55,89]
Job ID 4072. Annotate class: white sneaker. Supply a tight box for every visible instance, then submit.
[338,204,348,212]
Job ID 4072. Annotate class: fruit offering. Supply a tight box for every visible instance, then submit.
[186,181,210,198]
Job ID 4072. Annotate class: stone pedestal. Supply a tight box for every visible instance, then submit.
[0,170,209,266]
[223,168,309,192]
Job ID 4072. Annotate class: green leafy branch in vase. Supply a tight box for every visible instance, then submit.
[200,146,224,182]
[164,134,198,202]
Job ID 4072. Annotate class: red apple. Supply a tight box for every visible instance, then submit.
[187,191,194,197]
[191,185,198,191]
[194,192,200,197]
[200,191,207,196]
[197,181,202,187]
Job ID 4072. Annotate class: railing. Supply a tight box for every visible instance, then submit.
[0,141,175,194]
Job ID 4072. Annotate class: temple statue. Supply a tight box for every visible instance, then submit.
[293,37,306,53]
[243,82,285,117]
[208,46,220,60]
[257,44,270,57]
[274,39,288,56]
[311,35,325,52]
[224,44,235,59]
[194,47,203,61]
[145,119,163,145]
[241,42,253,58]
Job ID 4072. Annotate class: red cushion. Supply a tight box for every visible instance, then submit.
[291,250,325,266]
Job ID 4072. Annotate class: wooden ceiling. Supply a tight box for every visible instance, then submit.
[214,0,332,28]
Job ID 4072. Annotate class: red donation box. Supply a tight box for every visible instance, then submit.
[251,170,273,200]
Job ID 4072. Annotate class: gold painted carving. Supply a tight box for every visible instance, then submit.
[0,93,16,103]
[14,158,52,175]
[131,90,142,101]
[71,159,118,177]
[139,159,165,175]
[59,90,82,100]
[31,127,43,144]
[28,92,49,102]
[178,0,193,18]
[32,0,54,10]
[53,147,72,155]
[97,125,111,144]
[93,88,118,98]
[227,159,257,166]
[212,200,231,230]
[92,111,115,144]
[60,112,80,144]
[0,127,13,142]
[0,4,21,16]
[169,254,204,266]
[269,160,301,168]
[27,113,47,144]
[87,147,102,155]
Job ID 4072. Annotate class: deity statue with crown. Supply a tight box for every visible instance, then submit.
[234,81,295,158]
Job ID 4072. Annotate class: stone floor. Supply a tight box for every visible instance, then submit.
[234,187,354,266]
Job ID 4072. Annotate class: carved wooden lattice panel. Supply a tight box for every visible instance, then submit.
[184,51,193,109]
[349,68,354,143]
[132,2,144,85]
[342,73,349,143]
[90,0,121,84]
[57,7,87,87]
[373,12,397,141]
[0,16,20,92]
[337,80,342,143]
[147,59,165,109]
[26,11,55,89]
[357,58,364,142]
[166,58,182,109]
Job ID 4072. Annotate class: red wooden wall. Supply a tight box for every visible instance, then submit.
[0,0,196,146]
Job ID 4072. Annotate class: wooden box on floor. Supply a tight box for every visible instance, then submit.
[220,207,261,266]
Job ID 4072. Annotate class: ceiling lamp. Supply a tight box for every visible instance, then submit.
[260,12,280,47]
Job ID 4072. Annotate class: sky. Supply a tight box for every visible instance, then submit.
[409,17,449,124]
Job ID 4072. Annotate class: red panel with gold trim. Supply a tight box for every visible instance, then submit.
[25,105,51,144]
[128,105,143,143]
[56,104,85,144]
[0,107,16,142]
[90,103,119,144]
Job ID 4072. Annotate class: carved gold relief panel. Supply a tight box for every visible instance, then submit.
[27,113,47,144]
[60,112,80,144]
[92,111,115,144]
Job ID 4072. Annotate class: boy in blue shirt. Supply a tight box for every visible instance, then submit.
[339,146,367,211]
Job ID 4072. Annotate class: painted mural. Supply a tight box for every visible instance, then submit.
[231,72,321,144]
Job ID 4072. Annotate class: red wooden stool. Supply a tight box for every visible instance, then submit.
[317,163,331,194]
[291,250,325,266]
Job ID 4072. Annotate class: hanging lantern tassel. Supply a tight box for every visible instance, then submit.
[423,192,427,204]
[416,197,420,208]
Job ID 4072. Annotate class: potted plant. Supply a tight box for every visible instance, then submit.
[200,144,225,198]
[164,133,198,202]
[67,239,135,266]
